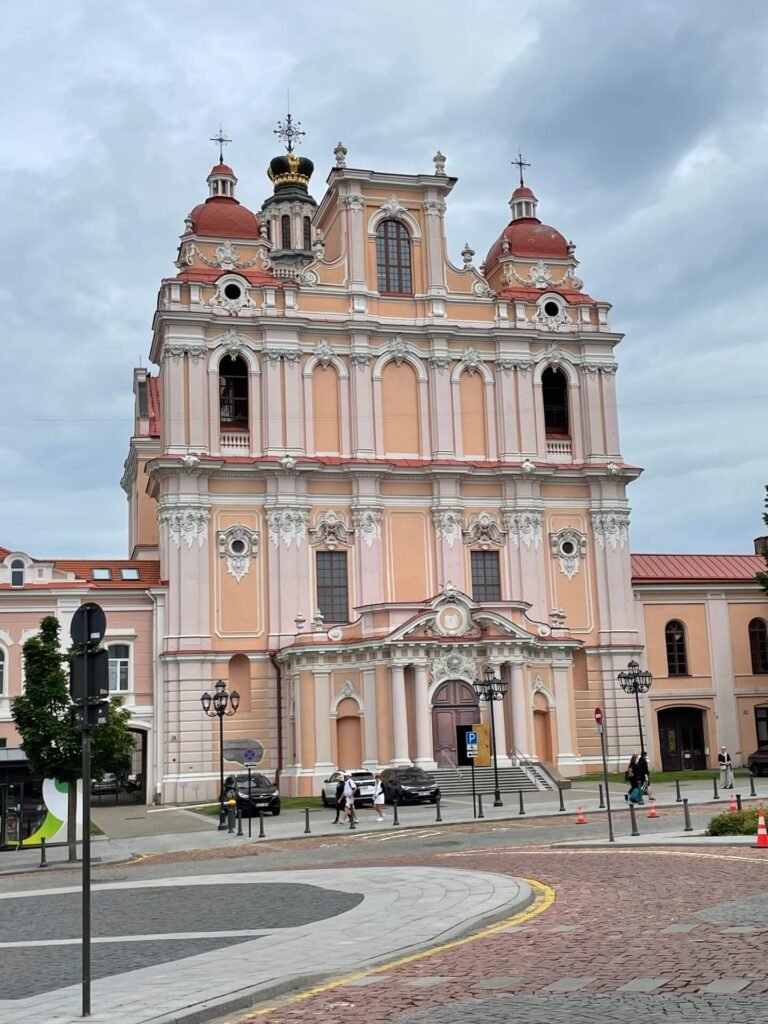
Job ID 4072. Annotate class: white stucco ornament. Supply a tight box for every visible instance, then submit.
[549,528,587,580]
[432,508,463,548]
[352,508,382,547]
[314,338,335,368]
[160,506,210,549]
[268,509,309,549]
[381,194,407,219]
[591,510,630,550]
[505,511,543,550]
[431,650,476,683]
[218,525,259,582]
[310,510,352,550]
[461,347,484,375]
[528,260,552,289]
[463,512,506,550]
[389,335,409,366]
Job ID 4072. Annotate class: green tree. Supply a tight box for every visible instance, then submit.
[11,615,135,860]
[757,486,768,594]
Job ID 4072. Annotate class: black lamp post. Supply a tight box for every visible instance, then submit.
[200,679,240,830]
[618,659,653,756]
[473,665,508,807]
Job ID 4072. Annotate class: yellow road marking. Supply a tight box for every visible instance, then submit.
[225,877,554,1021]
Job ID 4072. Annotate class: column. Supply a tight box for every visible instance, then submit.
[263,355,283,453]
[490,669,511,767]
[580,367,605,461]
[187,346,209,452]
[314,671,333,773]
[390,663,411,765]
[509,662,529,756]
[413,664,434,768]
[362,668,379,771]
[430,359,455,457]
[600,366,621,458]
[553,662,576,766]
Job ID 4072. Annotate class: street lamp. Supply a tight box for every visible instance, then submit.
[618,659,653,756]
[200,679,240,830]
[473,665,508,807]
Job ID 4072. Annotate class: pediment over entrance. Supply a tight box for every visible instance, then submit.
[389,583,537,644]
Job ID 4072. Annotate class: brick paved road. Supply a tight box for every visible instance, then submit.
[232,847,768,1024]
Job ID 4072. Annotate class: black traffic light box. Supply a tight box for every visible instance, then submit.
[70,649,110,704]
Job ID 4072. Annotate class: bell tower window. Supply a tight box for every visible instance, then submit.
[542,368,569,437]
[219,356,249,427]
[303,216,312,251]
[10,559,24,588]
[281,214,292,250]
[376,219,412,295]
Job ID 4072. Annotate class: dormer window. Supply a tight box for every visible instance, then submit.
[120,568,140,581]
[376,219,412,295]
[92,568,112,581]
[10,559,24,587]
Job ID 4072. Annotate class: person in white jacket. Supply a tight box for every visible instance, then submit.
[373,773,385,822]
[718,746,734,789]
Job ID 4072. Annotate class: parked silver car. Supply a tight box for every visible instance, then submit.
[321,769,375,807]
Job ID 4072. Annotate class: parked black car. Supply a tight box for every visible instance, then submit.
[747,747,768,776]
[223,773,281,816]
[380,767,440,805]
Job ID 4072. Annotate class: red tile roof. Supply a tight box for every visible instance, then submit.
[631,553,765,585]
[0,555,161,591]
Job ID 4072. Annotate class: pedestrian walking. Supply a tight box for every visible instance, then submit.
[343,771,358,825]
[331,774,346,824]
[636,751,650,801]
[373,772,385,822]
[624,754,639,803]
[718,745,734,789]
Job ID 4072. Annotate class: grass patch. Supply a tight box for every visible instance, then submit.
[707,809,760,836]
[580,769,749,784]
[191,795,324,817]
[90,821,104,836]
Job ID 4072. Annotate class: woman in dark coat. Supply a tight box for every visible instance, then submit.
[332,776,346,824]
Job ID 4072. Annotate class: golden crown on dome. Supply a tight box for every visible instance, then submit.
[268,113,314,189]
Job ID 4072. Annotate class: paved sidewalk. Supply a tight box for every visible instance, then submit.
[0,866,531,1024]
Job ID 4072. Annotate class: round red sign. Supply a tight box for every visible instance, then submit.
[594,707,603,725]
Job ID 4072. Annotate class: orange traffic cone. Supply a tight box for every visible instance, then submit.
[754,809,768,849]
[647,797,658,818]
[729,791,737,812]
[576,805,586,825]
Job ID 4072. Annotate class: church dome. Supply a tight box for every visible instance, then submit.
[186,162,261,239]
[484,184,570,274]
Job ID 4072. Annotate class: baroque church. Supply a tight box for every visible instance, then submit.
[2,121,767,802]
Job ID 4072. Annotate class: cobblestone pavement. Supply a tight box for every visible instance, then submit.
[231,846,768,1024]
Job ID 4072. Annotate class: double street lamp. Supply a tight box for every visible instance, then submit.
[200,679,240,830]
[618,659,653,755]
[473,665,508,807]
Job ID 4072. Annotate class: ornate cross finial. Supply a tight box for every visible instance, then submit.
[210,125,231,164]
[511,150,530,187]
[274,113,305,154]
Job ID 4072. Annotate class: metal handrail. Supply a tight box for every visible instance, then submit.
[440,753,463,779]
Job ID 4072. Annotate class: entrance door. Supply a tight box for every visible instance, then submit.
[658,707,706,771]
[431,680,480,766]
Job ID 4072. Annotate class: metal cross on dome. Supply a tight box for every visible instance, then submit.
[274,113,305,153]
[512,150,531,187]
[210,126,232,163]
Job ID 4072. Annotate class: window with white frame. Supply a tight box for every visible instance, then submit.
[0,649,5,695]
[107,643,131,692]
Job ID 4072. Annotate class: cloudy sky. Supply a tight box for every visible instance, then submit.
[1,0,766,558]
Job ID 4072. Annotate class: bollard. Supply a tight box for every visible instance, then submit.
[227,804,237,834]
[598,783,605,809]
[558,787,566,813]
[713,777,719,800]
[675,779,682,803]
[435,797,443,823]
[304,807,311,835]
[477,793,485,819]
[248,808,252,838]
[39,837,47,868]
[258,810,266,839]
[629,801,640,837]
[683,797,693,832]
[518,790,526,816]
[737,794,743,813]
[392,798,400,826]
[236,810,243,837]
[750,774,757,798]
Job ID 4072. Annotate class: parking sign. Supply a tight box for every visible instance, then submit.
[466,730,478,759]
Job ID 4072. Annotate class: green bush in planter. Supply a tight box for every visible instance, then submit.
[706,809,760,836]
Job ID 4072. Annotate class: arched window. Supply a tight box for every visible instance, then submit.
[542,368,569,436]
[281,214,292,250]
[0,649,5,695]
[376,219,412,294]
[303,216,312,251]
[749,618,768,674]
[665,620,688,676]
[10,559,24,587]
[219,356,249,427]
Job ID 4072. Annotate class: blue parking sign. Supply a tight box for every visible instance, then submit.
[466,731,478,745]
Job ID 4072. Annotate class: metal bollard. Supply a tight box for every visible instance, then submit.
[477,793,485,819]
[736,794,743,813]
[683,797,693,832]
[236,810,243,836]
[675,779,682,803]
[304,807,311,835]
[598,783,605,809]
[393,798,400,826]
[629,801,640,837]
[558,787,566,813]
[39,837,47,868]
[713,777,719,800]
[435,797,443,823]
[518,790,526,816]
[258,810,266,839]
[750,775,757,798]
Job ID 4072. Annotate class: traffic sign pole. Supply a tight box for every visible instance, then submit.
[595,706,614,844]
[81,609,92,1016]
[465,731,478,818]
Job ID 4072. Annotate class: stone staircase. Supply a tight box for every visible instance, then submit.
[429,763,553,796]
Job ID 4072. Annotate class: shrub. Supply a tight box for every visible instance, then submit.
[706,809,760,836]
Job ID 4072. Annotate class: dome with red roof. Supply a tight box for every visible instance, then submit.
[186,162,261,239]
[484,183,570,275]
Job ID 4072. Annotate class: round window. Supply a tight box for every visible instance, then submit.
[224,283,242,301]
[230,538,246,555]
[543,300,560,317]
[560,540,576,556]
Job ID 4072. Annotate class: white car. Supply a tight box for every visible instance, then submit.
[321,769,375,807]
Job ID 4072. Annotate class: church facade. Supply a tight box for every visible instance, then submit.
[2,128,768,801]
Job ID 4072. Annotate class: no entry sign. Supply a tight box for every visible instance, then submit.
[594,707,603,725]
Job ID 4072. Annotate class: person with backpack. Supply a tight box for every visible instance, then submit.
[624,754,643,804]
[343,771,358,825]
[331,774,346,824]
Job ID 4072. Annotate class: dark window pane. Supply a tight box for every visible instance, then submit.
[303,216,312,251]
[281,214,292,250]
[471,551,501,602]
[665,620,688,676]
[749,619,768,674]
[375,219,413,294]
[756,707,768,746]
[219,356,249,426]
[542,368,569,436]
[316,551,349,623]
